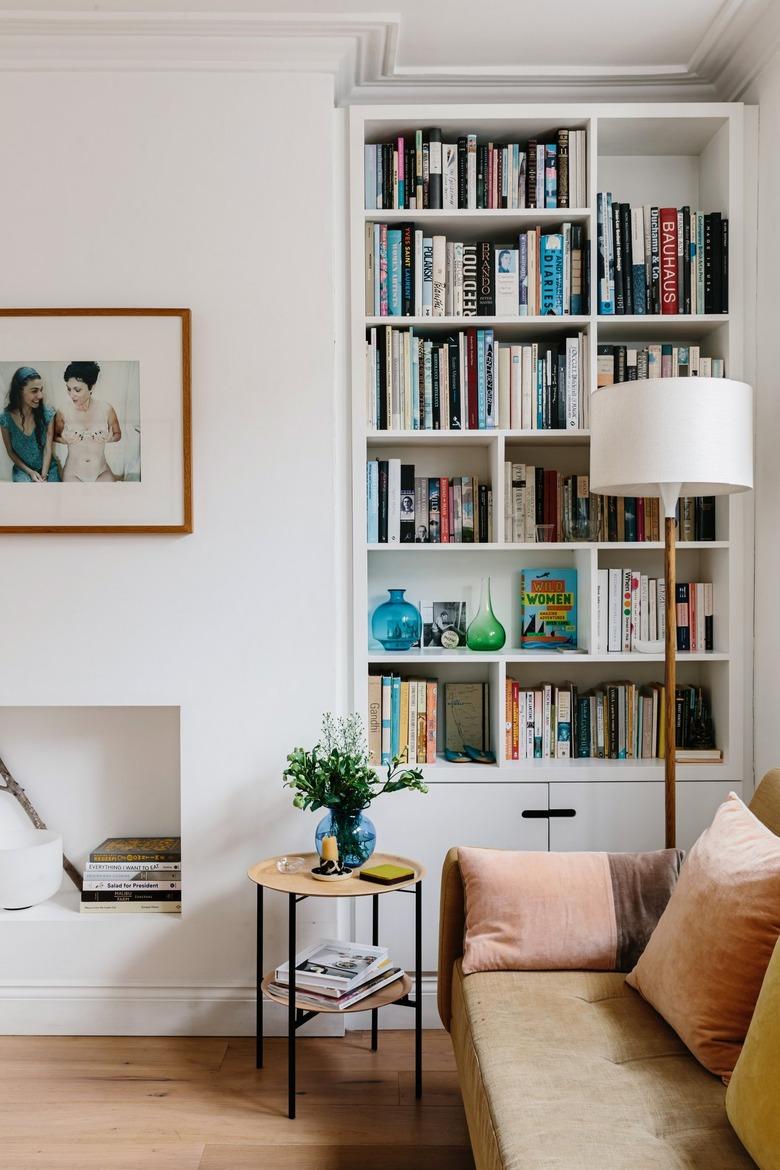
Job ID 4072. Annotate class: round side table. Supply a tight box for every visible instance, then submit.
[248,852,425,1118]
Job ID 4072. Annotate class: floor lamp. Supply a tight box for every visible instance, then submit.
[590,376,753,848]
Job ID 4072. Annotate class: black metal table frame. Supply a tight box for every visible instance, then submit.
[255,880,422,1118]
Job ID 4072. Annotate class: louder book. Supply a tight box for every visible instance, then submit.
[520,568,577,649]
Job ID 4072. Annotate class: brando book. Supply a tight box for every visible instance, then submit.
[520,569,578,649]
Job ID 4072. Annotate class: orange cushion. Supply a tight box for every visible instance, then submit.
[626,792,780,1080]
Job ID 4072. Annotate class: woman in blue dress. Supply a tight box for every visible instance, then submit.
[0,367,61,482]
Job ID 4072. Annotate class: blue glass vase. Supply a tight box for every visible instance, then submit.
[315,808,377,868]
[371,588,422,651]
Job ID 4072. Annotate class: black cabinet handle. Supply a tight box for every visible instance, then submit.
[521,808,577,819]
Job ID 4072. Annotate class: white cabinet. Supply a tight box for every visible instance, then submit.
[356,783,548,972]
[548,782,664,852]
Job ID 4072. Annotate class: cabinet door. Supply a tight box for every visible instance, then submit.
[354,782,549,974]
[678,781,741,851]
[548,782,665,852]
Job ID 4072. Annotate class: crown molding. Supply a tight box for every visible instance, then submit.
[0,7,772,104]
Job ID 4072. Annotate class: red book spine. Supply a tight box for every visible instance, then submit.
[512,680,520,759]
[426,682,438,764]
[467,329,479,430]
[637,497,645,543]
[659,208,678,314]
[440,477,450,543]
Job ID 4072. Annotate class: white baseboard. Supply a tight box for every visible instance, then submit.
[0,977,442,1035]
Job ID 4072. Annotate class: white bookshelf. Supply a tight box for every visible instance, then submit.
[348,104,751,851]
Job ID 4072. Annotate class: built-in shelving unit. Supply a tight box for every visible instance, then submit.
[349,104,751,891]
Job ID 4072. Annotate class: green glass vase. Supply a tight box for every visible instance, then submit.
[466,577,506,651]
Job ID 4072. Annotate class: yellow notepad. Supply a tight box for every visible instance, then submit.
[359,864,415,886]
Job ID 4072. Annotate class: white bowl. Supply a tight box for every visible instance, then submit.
[0,828,63,909]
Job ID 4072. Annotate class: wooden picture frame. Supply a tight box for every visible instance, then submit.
[0,308,192,533]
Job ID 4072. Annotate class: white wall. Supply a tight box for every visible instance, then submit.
[0,70,346,1032]
[744,58,780,784]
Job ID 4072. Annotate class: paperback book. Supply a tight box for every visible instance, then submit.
[520,569,578,649]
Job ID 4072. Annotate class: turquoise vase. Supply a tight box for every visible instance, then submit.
[371,588,422,651]
[466,577,506,652]
[315,808,377,868]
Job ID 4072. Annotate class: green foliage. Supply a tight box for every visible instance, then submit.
[283,713,428,814]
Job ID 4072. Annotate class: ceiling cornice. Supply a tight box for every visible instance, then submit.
[0,5,774,105]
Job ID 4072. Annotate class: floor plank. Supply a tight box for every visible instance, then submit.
[0,1032,474,1169]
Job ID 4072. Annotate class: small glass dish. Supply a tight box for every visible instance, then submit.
[562,513,600,542]
[276,856,305,874]
[534,523,557,543]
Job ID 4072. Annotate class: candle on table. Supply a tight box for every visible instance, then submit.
[321,835,338,862]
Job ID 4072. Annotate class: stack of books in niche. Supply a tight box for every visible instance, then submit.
[269,940,404,1011]
[81,837,181,914]
[364,127,587,211]
[366,327,587,432]
[368,675,438,766]
[596,195,728,315]
[367,459,492,544]
[366,225,587,318]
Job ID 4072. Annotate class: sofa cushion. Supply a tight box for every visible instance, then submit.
[459,846,682,975]
[626,792,780,1080]
[451,961,755,1170]
[726,936,780,1169]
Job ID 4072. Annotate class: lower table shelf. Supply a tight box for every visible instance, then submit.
[261,972,412,1014]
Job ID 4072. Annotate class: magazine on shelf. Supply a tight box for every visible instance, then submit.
[274,939,389,989]
[269,967,405,1011]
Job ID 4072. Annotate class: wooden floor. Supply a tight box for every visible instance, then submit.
[0,1031,476,1170]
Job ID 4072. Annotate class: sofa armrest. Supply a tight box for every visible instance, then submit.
[438,847,465,1031]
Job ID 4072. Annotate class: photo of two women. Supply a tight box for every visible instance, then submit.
[0,360,141,483]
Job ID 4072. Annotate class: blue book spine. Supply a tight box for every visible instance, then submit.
[366,461,379,543]
[518,234,528,315]
[477,330,486,428]
[381,677,392,764]
[544,143,557,209]
[411,333,420,430]
[423,341,433,429]
[485,329,496,428]
[422,238,433,316]
[540,234,564,315]
[390,675,401,760]
[536,359,544,429]
[387,229,403,316]
[364,145,377,210]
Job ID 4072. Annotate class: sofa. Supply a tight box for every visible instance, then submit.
[438,771,780,1170]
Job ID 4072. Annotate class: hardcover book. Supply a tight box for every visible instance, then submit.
[89,837,181,863]
[520,569,578,649]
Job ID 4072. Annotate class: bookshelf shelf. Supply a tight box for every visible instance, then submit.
[351,102,751,864]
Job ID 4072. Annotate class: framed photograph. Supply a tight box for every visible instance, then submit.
[0,308,191,533]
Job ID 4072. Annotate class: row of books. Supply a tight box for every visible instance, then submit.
[368,676,438,766]
[504,680,718,760]
[80,837,181,914]
[367,462,493,544]
[596,570,714,653]
[365,225,587,318]
[597,343,726,384]
[364,128,587,211]
[596,196,728,315]
[270,939,404,1011]
[366,327,588,432]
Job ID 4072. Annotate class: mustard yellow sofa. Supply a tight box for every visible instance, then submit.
[438,772,780,1170]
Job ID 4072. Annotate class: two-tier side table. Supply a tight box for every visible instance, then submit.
[248,852,425,1118]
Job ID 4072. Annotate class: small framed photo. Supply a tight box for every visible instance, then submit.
[0,308,191,533]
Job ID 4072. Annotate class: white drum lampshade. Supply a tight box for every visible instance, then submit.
[0,828,63,910]
[590,377,753,511]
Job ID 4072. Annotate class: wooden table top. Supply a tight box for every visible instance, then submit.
[247,852,425,896]
[260,971,412,1014]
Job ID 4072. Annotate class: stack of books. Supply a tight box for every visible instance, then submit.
[366,327,587,432]
[597,343,725,383]
[366,225,586,318]
[596,195,728,315]
[364,127,587,211]
[80,837,182,914]
[269,940,404,1011]
[367,460,492,544]
[596,570,714,653]
[368,676,438,766]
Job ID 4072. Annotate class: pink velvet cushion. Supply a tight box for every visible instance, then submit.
[459,845,682,975]
[626,792,780,1080]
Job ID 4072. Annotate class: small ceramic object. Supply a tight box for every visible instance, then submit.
[276,856,306,874]
[311,856,354,882]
